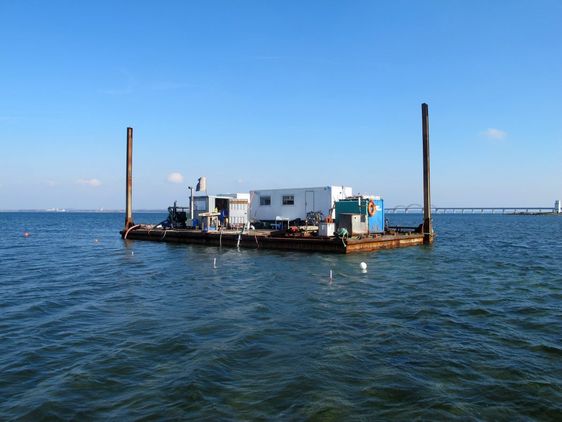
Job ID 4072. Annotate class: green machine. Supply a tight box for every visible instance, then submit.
[335,197,385,234]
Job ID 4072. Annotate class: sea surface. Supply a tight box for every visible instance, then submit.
[1,212,561,420]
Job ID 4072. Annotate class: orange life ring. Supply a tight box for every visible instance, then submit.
[368,200,376,216]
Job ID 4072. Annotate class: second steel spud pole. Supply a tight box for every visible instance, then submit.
[422,103,433,244]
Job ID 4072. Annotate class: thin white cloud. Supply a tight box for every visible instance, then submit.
[77,178,102,187]
[46,180,57,187]
[167,172,184,184]
[100,69,135,95]
[481,128,507,140]
[101,87,133,95]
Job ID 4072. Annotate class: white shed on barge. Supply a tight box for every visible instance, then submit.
[192,193,249,228]
[249,186,352,223]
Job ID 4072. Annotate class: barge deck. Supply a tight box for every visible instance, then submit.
[121,227,425,254]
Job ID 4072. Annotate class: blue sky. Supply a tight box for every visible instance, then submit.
[1,0,561,209]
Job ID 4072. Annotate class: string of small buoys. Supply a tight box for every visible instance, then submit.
[327,262,367,283]
[121,250,366,278]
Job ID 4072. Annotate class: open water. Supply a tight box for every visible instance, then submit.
[0,212,561,420]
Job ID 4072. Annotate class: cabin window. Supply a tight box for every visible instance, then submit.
[282,195,295,205]
[194,197,207,211]
[260,195,271,206]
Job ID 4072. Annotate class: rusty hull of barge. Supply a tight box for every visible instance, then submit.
[121,228,425,254]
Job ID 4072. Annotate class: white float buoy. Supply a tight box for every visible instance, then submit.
[360,262,367,270]
[213,258,217,269]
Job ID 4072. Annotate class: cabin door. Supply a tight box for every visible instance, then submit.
[305,191,315,213]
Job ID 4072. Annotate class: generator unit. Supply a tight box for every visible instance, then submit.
[335,197,385,235]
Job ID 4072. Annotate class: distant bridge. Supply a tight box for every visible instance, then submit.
[386,204,556,214]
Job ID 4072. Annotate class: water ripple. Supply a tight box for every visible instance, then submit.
[1,213,561,419]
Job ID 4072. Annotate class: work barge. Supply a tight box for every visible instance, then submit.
[120,104,435,254]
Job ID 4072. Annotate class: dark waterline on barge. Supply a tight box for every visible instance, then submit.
[121,227,426,254]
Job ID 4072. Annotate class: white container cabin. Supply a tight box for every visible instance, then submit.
[249,186,352,223]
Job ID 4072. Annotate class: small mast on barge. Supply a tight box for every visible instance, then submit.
[120,104,434,253]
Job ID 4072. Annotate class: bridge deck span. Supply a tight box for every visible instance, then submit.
[386,207,556,214]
